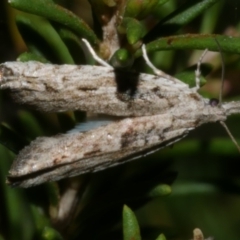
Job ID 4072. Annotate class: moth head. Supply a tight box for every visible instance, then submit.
[209,98,219,107]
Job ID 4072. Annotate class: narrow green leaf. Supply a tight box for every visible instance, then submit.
[155,0,170,8]
[30,206,50,233]
[135,34,240,58]
[16,13,74,63]
[57,28,87,64]
[119,17,145,45]
[125,0,167,19]
[199,1,224,33]
[17,52,49,63]
[0,146,35,240]
[41,226,63,240]
[148,184,172,198]
[144,0,220,41]
[9,0,98,45]
[17,110,44,138]
[162,0,220,25]
[123,205,141,240]
[0,123,29,153]
[174,63,212,87]
[156,233,167,240]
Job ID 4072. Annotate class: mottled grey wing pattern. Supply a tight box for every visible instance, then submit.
[7,114,189,187]
[1,61,190,116]
[1,61,240,188]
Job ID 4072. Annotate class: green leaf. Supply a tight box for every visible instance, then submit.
[30,205,51,235]
[199,0,224,33]
[125,0,168,19]
[119,17,146,45]
[9,0,98,45]
[0,145,35,240]
[0,123,29,154]
[17,52,49,63]
[17,110,44,138]
[110,48,134,68]
[16,13,74,63]
[156,233,167,240]
[135,34,240,58]
[144,0,221,41]
[123,205,141,240]
[148,184,172,198]
[57,28,87,64]
[41,226,63,240]
[174,63,212,87]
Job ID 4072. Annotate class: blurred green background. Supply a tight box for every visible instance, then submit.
[0,0,240,239]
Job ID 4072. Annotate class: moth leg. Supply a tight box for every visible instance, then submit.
[194,49,208,90]
[141,44,186,85]
[82,38,112,68]
[141,44,169,76]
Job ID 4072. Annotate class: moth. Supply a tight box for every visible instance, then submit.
[0,41,240,188]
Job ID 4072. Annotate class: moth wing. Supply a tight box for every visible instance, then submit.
[1,62,192,117]
[7,114,191,187]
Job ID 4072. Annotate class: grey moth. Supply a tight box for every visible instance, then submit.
[0,45,239,188]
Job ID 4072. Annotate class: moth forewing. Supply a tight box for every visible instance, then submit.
[1,61,191,117]
[6,104,228,188]
[6,114,184,187]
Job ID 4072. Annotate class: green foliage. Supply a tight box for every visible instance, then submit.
[110,48,134,68]
[0,0,240,239]
[10,0,98,45]
[156,233,167,240]
[123,205,141,240]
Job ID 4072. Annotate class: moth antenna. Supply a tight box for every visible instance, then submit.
[81,38,112,68]
[141,44,168,76]
[214,38,225,104]
[194,49,208,91]
[220,121,240,153]
[214,38,240,153]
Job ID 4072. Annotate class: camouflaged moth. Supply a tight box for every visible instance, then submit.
[0,42,239,187]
